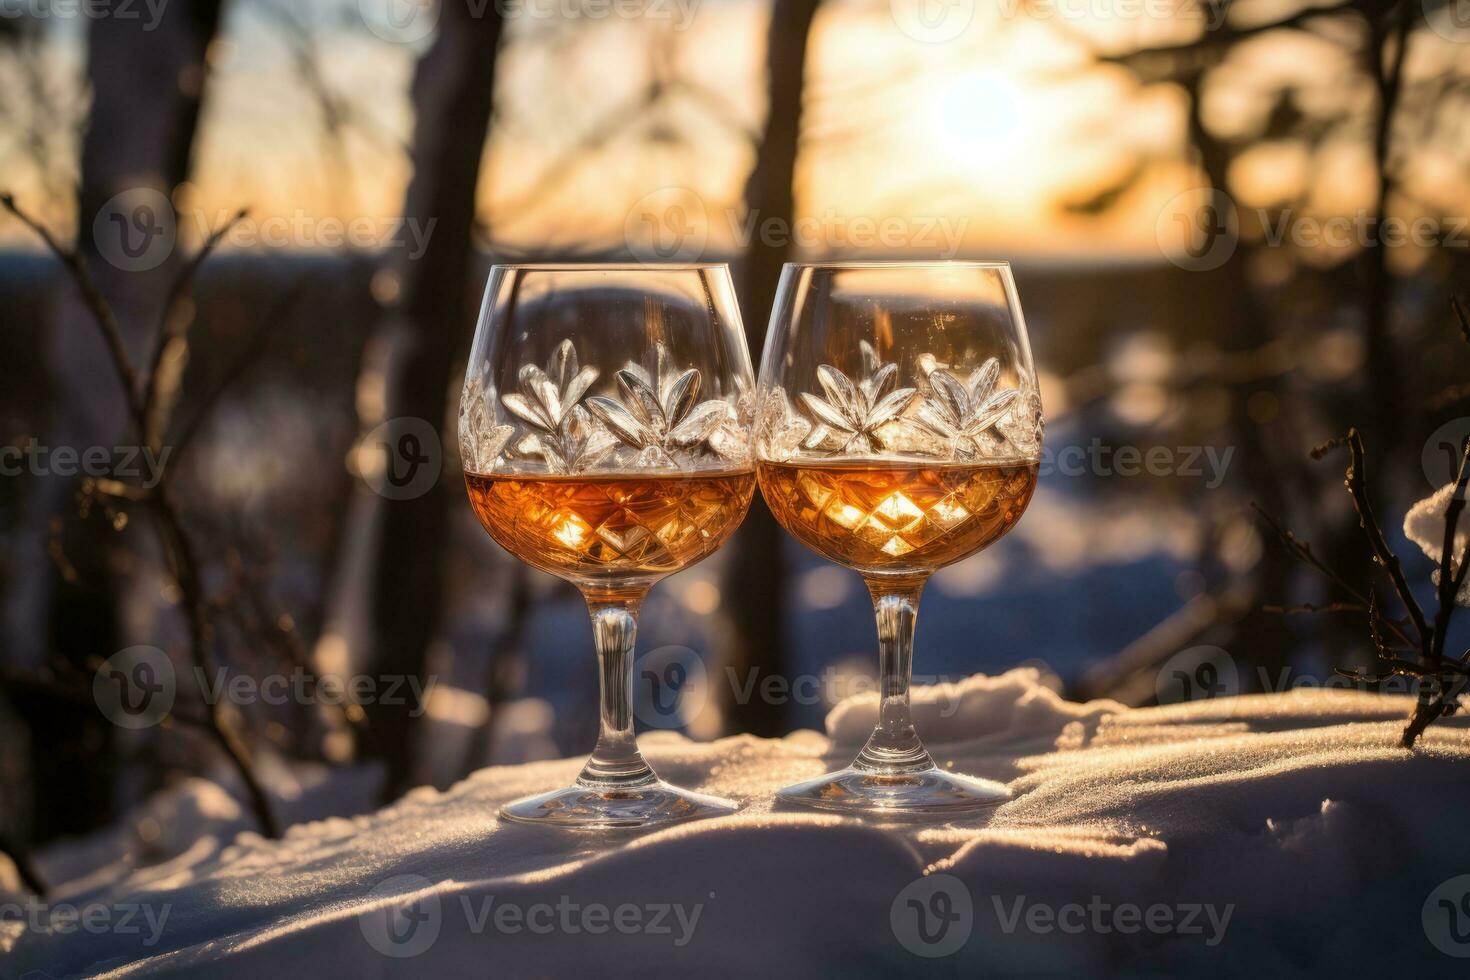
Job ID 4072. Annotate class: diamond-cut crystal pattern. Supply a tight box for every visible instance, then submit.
[466,470,756,579]
[761,459,1037,573]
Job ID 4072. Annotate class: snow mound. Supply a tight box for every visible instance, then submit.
[825,666,1124,747]
[8,672,1470,977]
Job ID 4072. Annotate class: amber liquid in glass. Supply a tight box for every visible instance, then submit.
[466,469,756,593]
[758,459,1038,575]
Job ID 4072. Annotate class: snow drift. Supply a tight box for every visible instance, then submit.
[7,668,1470,977]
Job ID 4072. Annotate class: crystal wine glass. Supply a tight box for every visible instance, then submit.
[461,264,756,828]
[755,262,1043,814]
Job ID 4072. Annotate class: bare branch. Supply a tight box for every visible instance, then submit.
[1317,429,1431,647]
[2,192,280,838]
[142,206,249,451]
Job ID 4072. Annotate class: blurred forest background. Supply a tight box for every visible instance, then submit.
[2,0,1470,855]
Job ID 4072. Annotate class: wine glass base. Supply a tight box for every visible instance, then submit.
[499,780,739,829]
[775,765,1010,816]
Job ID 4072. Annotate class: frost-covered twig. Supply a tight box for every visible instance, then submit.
[1305,429,1470,747]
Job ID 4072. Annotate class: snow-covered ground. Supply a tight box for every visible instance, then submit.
[6,669,1470,977]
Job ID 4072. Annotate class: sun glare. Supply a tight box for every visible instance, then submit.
[922,70,1028,170]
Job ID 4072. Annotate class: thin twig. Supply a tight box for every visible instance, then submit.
[1319,429,1431,646]
[1253,501,1418,649]
[141,207,249,451]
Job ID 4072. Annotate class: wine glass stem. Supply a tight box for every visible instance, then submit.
[854,575,934,775]
[577,593,657,789]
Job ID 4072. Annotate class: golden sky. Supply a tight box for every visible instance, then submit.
[1,0,1464,260]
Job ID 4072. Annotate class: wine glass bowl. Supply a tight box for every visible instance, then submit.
[461,264,755,828]
[754,262,1042,815]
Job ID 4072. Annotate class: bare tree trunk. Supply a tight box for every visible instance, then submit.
[717,0,821,737]
[1358,2,1412,484]
[359,6,506,798]
[16,0,223,841]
